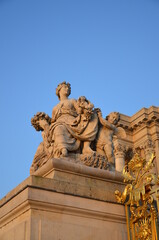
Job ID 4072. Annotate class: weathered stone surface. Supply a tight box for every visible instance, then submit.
[0,187,127,240]
[33,158,125,202]
[0,162,127,240]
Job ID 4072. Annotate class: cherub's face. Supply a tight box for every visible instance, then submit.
[108,113,119,124]
[80,97,86,104]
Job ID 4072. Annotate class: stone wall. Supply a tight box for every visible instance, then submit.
[115,106,159,173]
[0,161,127,240]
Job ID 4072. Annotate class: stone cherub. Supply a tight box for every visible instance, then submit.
[30,112,52,171]
[96,109,126,165]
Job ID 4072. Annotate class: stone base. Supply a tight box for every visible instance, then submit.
[0,159,127,240]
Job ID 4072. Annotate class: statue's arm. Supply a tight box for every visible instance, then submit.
[72,99,82,114]
[96,108,116,131]
[99,116,115,130]
[39,119,50,132]
[52,106,57,123]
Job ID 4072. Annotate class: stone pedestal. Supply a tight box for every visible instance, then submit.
[0,159,127,240]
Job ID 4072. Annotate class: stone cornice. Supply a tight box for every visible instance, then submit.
[117,106,159,132]
[0,185,126,228]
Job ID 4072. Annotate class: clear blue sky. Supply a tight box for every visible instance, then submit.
[0,0,159,199]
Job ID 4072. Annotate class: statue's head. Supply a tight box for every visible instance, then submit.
[106,112,120,125]
[56,81,71,100]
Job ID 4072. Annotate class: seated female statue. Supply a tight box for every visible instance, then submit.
[49,81,98,158]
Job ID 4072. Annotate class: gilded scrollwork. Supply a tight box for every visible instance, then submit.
[115,153,159,240]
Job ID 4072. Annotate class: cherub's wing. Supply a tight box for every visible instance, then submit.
[115,127,126,139]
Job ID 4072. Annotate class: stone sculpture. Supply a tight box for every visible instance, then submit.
[96,109,126,164]
[30,81,126,173]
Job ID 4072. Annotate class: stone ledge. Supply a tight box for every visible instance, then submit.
[1,159,125,208]
[33,157,124,183]
[0,185,126,225]
[0,185,126,240]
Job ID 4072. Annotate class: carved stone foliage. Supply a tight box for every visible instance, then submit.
[114,143,126,157]
[31,82,126,174]
[80,152,110,170]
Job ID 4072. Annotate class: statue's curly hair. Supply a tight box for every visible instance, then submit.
[56,81,71,100]
[31,112,51,131]
[106,112,120,125]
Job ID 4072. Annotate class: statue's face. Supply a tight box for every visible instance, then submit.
[108,113,118,124]
[60,84,69,97]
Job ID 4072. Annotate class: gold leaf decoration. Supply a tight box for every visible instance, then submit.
[115,153,159,240]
